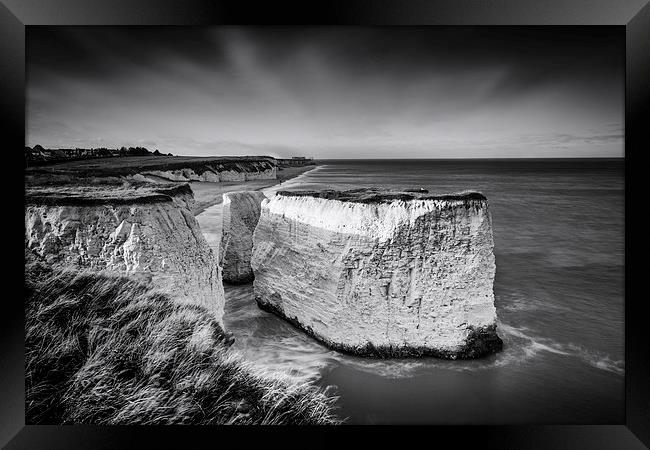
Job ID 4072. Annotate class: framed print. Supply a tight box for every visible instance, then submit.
[1,0,648,448]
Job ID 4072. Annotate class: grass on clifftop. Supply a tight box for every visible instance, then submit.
[25,155,276,178]
[25,264,340,425]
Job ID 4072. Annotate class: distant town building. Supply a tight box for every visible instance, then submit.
[275,156,315,167]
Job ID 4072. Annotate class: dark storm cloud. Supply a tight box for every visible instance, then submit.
[28,27,224,80]
[26,27,624,157]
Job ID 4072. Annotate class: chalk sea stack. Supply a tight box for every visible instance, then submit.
[251,188,502,358]
[24,182,225,326]
[220,191,267,284]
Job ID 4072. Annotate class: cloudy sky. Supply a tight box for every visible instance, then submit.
[27,26,624,158]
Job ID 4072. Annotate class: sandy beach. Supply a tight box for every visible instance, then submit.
[194,165,321,256]
[190,165,317,216]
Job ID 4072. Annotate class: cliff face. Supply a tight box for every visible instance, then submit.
[25,184,225,325]
[220,191,267,284]
[251,189,501,358]
[140,160,276,183]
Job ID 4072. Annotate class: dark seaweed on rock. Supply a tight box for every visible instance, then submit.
[277,188,487,204]
[256,298,502,359]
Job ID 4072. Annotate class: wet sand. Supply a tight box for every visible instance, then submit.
[194,165,321,257]
[191,165,316,216]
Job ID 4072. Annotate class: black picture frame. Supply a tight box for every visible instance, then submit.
[2,0,647,447]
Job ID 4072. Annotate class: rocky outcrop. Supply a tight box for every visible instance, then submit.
[140,160,276,183]
[219,191,267,284]
[25,183,225,326]
[251,188,502,358]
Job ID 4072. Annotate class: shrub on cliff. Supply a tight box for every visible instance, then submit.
[25,264,340,425]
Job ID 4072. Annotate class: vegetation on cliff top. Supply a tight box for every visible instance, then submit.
[25,178,194,206]
[277,187,487,204]
[25,155,277,178]
[25,264,341,425]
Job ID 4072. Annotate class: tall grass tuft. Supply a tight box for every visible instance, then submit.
[25,263,341,425]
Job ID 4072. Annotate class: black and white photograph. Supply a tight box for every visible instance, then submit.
[23,25,626,427]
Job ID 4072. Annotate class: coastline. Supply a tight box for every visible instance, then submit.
[194,165,322,257]
[191,165,321,216]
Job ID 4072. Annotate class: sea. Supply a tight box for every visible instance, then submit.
[202,159,625,424]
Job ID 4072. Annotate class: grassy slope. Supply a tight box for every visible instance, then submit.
[25,156,276,178]
[25,264,340,425]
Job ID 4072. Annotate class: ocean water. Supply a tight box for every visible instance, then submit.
[216,159,625,424]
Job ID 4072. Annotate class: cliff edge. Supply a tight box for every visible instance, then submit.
[25,182,225,325]
[251,188,502,358]
[25,155,277,183]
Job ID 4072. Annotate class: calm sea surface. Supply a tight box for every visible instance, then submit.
[210,159,624,424]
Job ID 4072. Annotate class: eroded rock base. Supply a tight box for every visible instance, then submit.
[256,297,503,359]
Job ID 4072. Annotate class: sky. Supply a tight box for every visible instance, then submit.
[26,26,624,158]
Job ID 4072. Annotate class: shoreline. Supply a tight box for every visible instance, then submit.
[191,165,321,216]
[194,165,322,257]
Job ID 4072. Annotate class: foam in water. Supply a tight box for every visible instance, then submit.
[198,160,624,423]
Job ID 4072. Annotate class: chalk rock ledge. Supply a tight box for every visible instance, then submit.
[220,190,267,284]
[251,188,503,359]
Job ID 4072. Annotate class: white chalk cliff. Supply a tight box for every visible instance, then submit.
[251,189,502,358]
[220,191,267,284]
[139,160,276,183]
[25,184,225,326]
